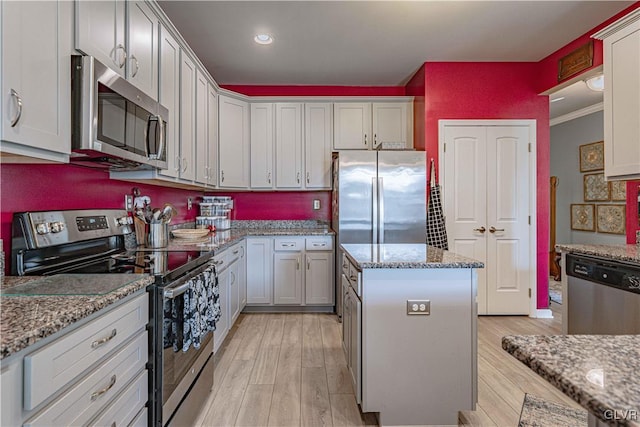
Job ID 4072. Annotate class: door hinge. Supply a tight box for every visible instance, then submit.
[443,143,446,152]
[528,288,532,298]
[528,143,532,153]
[528,216,531,225]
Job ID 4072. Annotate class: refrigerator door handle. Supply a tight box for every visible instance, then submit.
[372,177,378,244]
[378,177,384,243]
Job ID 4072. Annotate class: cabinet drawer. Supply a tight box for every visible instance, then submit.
[24,332,148,427]
[274,237,304,251]
[89,370,148,427]
[305,236,333,251]
[24,293,148,410]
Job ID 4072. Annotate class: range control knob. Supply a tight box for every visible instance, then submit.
[49,221,66,233]
[35,223,50,235]
[116,216,130,226]
[625,275,640,290]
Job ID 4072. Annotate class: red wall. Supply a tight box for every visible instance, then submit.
[221,85,406,97]
[212,191,332,221]
[411,62,551,309]
[627,181,640,244]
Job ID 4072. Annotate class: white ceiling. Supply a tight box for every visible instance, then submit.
[158,1,632,117]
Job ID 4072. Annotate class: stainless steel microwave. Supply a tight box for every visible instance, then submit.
[71,55,168,169]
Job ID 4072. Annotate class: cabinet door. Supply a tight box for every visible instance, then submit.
[274,252,303,304]
[333,103,371,150]
[207,84,218,187]
[158,25,180,178]
[219,95,250,188]
[195,69,208,184]
[229,260,241,325]
[126,1,158,99]
[250,103,275,188]
[179,52,196,181]
[246,238,273,304]
[1,0,71,160]
[75,0,126,76]
[348,287,361,404]
[275,103,304,188]
[238,243,247,310]
[305,103,333,189]
[214,268,229,352]
[341,275,350,358]
[372,102,410,149]
[603,17,640,179]
[305,252,333,305]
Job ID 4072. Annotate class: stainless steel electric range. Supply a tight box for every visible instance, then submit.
[11,209,217,427]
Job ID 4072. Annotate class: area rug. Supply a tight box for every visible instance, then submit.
[518,393,587,427]
[549,277,562,305]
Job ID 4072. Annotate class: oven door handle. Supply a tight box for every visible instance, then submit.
[163,261,215,299]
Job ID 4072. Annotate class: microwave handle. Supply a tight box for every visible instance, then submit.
[156,115,165,161]
[145,115,165,160]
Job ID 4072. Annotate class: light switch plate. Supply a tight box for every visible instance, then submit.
[124,195,133,211]
[313,200,321,210]
[187,197,193,210]
[407,300,430,315]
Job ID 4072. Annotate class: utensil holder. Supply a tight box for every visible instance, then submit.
[133,217,147,246]
[148,223,168,248]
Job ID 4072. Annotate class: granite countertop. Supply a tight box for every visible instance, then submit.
[502,335,640,426]
[341,243,484,269]
[556,243,640,264]
[0,275,153,360]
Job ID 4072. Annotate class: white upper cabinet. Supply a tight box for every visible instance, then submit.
[250,103,275,189]
[76,0,127,76]
[594,9,640,180]
[334,101,412,150]
[158,24,180,178]
[195,69,209,184]
[305,103,333,189]
[1,0,72,162]
[206,83,218,187]
[126,1,158,99]
[179,52,196,182]
[276,103,304,189]
[76,0,158,100]
[334,103,372,150]
[219,95,250,188]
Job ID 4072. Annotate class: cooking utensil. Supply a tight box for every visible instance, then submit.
[151,208,162,223]
[160,204,177,224]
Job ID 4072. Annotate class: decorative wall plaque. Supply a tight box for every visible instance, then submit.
[558,41,594,82]
[570,204,595,231]
[579,141,604,172]
[583,173,610,201]
[596,204,626,234]
[610,180,627,201]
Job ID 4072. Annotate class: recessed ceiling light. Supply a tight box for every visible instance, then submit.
[585,75,604,92]
[550,97,565,103]
[254,34,273,45]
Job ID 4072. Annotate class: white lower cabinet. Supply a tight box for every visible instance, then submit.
[1,292,149,427]
[213,241,246,353]
[248,235,334,308]
[214,264,230,353]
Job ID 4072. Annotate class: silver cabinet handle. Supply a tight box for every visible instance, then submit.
[130,54,139,77]
[489,226,505,233]
[230,271,236,285]
[306,172,310,184]
[297,172,301,183]
[307,257,311,270]
[181,158,188,173]
[175,156,181,172]
[312,243,326,247]
[267,171,271,184]
[473,227,486,233]
[114,44,127,68]
[364,133,367,146]
[296,257,300,270]
[221,170,225,182]
[91,329,117,349]
[374,133,377,147]
[10,89,22,127]
[213,259,224,266]
[204,166,209,180]
[91,375,116,401]
[233,249,240,255]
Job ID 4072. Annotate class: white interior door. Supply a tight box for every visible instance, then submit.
[442,122,533,315]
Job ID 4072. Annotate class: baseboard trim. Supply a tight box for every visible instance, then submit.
[533,309,554,319]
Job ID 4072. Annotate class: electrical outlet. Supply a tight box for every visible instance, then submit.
[313,199,321,210]
[407,300,430,315]
[124,195,133,211]
[187,197,193,210]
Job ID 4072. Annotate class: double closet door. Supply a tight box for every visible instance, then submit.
[441,121,535,315]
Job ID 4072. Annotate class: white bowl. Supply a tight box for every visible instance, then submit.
[171,229,210,239]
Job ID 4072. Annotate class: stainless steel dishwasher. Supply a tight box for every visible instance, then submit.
[565,254,640,334]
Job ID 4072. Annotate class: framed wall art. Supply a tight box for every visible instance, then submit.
[596,205,626,234]
[570,204,595,231]
[610,180,627,201]
[579,141,604,172]
[583,173,610,201]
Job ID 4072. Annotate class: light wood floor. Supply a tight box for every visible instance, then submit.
[194,303,579,426]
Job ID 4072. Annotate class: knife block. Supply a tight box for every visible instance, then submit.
[133,217,147,246]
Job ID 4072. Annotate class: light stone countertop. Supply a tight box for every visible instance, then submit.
[556,244,640,264]
[0,275,153,360]
[502,334,640,426]
[341,243,484,269]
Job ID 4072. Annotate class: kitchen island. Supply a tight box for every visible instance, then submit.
[502,335,640,427]
[340,243,483,426]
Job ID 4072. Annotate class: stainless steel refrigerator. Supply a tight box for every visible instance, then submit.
[332,150,427,317]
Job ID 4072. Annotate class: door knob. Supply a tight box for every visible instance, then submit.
[473,226,486,233]
[489,226,505,233]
